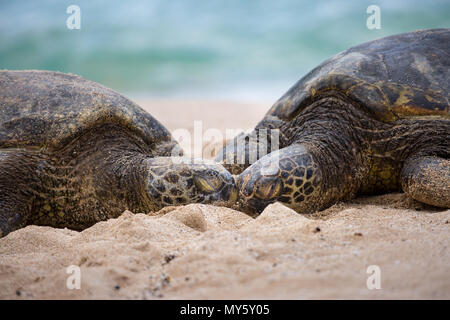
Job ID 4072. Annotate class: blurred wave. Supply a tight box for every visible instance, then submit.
[0,0,449,101]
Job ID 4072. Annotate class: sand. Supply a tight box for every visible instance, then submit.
[0,100,449,300]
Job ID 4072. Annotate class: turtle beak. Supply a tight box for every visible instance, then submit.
[236,167,283,215]
[193,165,238,205]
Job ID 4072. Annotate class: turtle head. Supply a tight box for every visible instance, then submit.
[145,157,238,210]
[236,154,284,214]
[236,145,323,215]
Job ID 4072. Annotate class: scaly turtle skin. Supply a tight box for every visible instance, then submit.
[217,29,450,214]
[0,70,237,237]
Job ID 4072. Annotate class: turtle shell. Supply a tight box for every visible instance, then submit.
[0,70,173,152]
[266,29,449,123]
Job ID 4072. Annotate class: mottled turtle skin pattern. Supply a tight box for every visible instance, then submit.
[218,29,450,215]
[0,70,236,237]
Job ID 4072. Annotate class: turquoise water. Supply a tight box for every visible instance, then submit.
[1,0,449,100]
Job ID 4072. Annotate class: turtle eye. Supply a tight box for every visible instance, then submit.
[254,176,282,200]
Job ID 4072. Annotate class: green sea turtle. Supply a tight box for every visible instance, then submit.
[217,29,449,214]
[0,70,237,237]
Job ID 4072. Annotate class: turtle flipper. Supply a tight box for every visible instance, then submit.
[236,144,328,214]
[216,117,285,175]
[0,150,37,237]
[0,205,25,238]
[401,156,450,208]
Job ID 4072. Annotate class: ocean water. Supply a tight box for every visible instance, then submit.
[0,0,449,101]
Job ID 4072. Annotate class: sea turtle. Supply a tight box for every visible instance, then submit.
[217,29,449,215]
[0,70,237,237]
